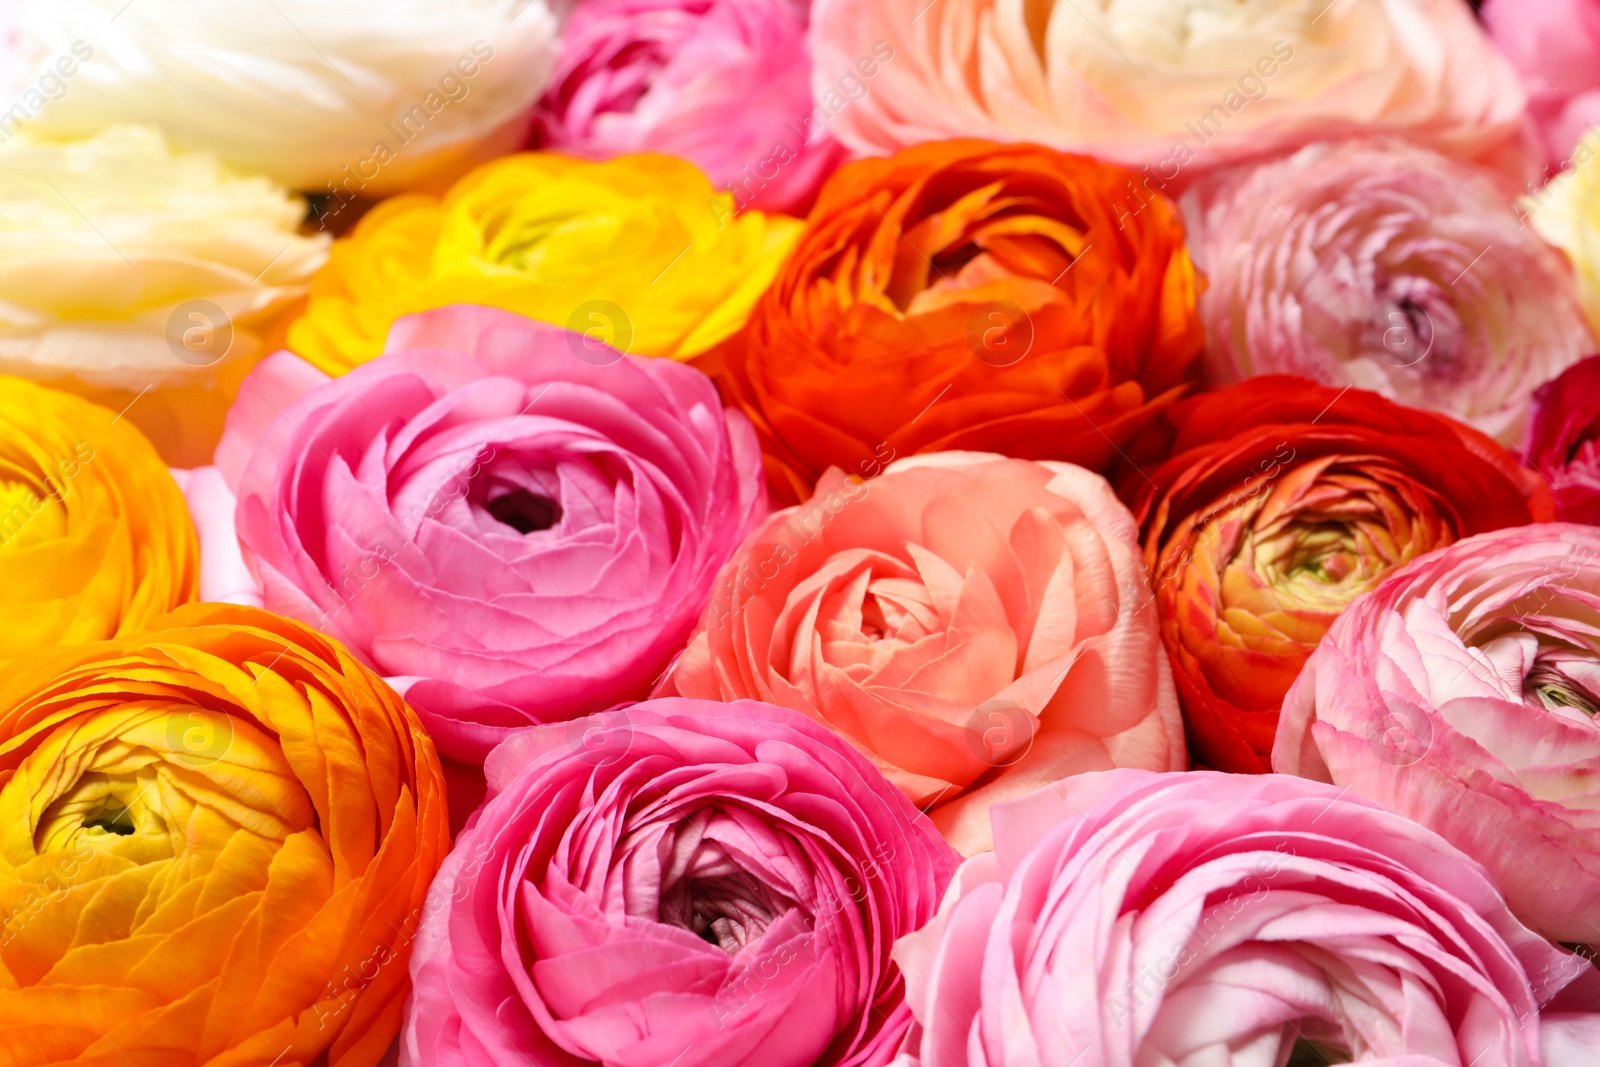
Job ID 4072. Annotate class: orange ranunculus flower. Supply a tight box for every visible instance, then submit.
[0,604,449,1066]
[0,377,198,665]
[699,139,1206,504]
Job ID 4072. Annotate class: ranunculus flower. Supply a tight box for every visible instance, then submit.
[402,697,960,1067]
[658,451,1184,856]
[1482,0,1600,173]
[286,152,800,375]
[532,0,846,215]
[1275,524,1600,945]
[1185,138,1595,442]
[0,126,328,466]
[0,376,197,666]
[810,0,1531,181]
[1526,129,1600,342]
[8,0,565,193]
[702,139,1206,505]
[892,770,1600,1067]
[1130,377,1551,774]
[0,603,449,1065]
[196,304,765,762]
[1526,354,1600,524]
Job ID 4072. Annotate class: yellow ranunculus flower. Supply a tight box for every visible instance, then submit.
[0,603,448,1065]
[0,377,198,663]
[1527,128,1600,338]
[286,152,802,373]
[0,126,328,467]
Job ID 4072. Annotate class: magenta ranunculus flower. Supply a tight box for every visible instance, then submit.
[192,304,766,761]
[1481,0,1600,174]
[1276,524,1600,945]
[401,697,961,1067]
[893,770,1600,1067]
[532,0,847,215]
[1185,138,1596,442]
[1527,354,1600,523]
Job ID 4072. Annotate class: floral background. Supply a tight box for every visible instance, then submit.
[0,0,1596,1065]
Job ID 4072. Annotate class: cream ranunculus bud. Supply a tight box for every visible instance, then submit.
[0,126,328,465]
[6,0,566,194]
[810,0,1533,185]
[1527,128,1600,342]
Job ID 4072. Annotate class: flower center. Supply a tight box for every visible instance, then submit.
[1287,1038,1353,1065]
[1525,661,1600,719]
[486,489,562,534]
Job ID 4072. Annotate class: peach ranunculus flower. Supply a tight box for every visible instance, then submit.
[285,152,801,375]
[0,376,197,667]
[656,451,1185,856]
[0,603,449,1065]
[810,0,1532,184]
[0,126,329,467]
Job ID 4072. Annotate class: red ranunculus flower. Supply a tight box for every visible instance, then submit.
[1126,377,1552,772]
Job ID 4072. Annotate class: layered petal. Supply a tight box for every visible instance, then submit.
[400,697,959,1067]
[0,603,449,1066]
[894,771,1597,1067]
[212,305,767,762]
[701,139,1206,505]
[1275,524,1600,944]
[1130,377,1550,772]
[0,376,197,666]
[659,451,1184,855]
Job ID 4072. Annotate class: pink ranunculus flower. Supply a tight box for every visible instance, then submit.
[401,697,961,1067]
[1275,524,1600,945]
[1481,0,1600,175]
[532,0,847,215]
[893,769,1600,1067]
[1527,354,1600,524]
[1185,138,1596,442]
[656,451,1184,856]
[191,303,766,762]
[810,0,1533,185]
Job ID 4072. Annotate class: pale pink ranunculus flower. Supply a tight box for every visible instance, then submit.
[892,769,1600,1067]
[187,304,766,762]
[1481,0,1600,175]
[401,697,960,1067]
[533,0,847,214]
[1184,138,1596,443]
[810,0,1534,185]
[656,451,1184,856]
[1276,524,1600,946]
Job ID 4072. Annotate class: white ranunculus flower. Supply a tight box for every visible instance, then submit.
[6,0,566,193]
[0,126,328,465]
[810,0,1532,185]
